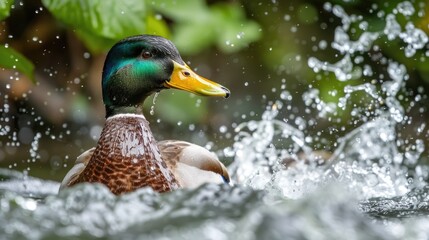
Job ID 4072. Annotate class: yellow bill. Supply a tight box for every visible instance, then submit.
[164,61,230,98]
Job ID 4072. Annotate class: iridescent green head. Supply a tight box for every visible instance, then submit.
[102,35,230,117]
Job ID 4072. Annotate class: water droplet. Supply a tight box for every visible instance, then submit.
[280,90,292,100]
[150,92,160,116]
[284,14,291,21]
[396,1,415,16]
[219,125,228,133]
[83,52,91,59]
[236,32,244,39]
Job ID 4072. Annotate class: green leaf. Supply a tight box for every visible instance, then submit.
[173,21,216,55]
[0,45,35,81]
[75,30,117,53]
[145,14,170,38]
[149,0,208,22]
[215,20,261,53]
[42,0,260,55]
[73,15,171,53]
[211,3,262,53]
[42,0,148,52]
[0,0,14,21]
[151,0,215,55]
[160,1,261,55]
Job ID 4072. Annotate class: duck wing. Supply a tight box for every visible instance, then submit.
[59,148,95,191]
[158,140,230,188]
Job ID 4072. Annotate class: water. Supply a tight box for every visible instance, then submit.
[0,170,428,239]
[2,1,429,239]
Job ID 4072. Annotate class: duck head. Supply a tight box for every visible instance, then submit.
[101,35,230,117]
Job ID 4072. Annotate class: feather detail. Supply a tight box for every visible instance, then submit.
[59,147,94,191]
[64,114,180,194]
[158,140,230,188]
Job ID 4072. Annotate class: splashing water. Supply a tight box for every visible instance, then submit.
[228,2,429,201]
[1,1,429,240]
[149,92,160,116]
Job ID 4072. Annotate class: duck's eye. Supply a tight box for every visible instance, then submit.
[142,51,153,59]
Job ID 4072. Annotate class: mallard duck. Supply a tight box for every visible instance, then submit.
[60,35,230,195]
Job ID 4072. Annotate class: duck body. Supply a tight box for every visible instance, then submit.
[63,114,179,194]
[61,35,230,194]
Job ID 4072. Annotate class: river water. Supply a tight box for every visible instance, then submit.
[1,1,429,239]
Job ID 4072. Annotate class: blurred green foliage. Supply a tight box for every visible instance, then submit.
[0,0,34,81]
[0,45,34,80]
[42,0,154,52]
[1,0,261,82]
[151,0,261,54]
[0,0,13,20]
[42,0,261,54]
